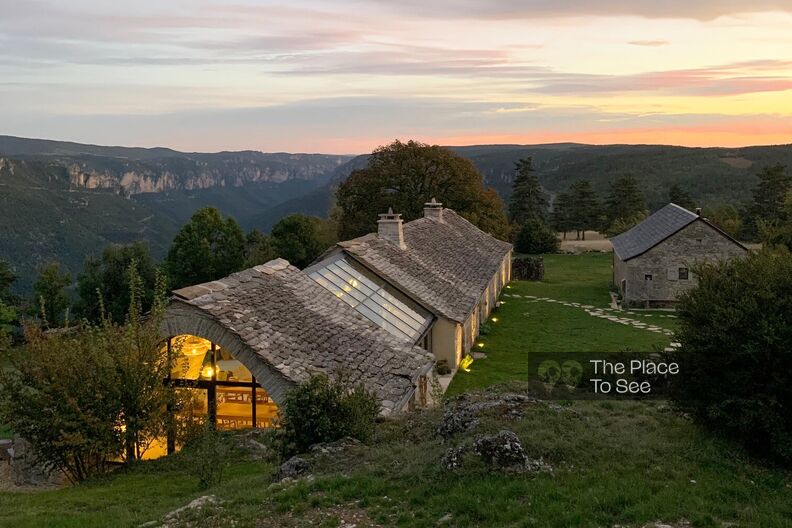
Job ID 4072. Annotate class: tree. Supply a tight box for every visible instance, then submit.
[750,164,791,223]
[336,140,509,240]
[33,262,71,327]
[508,157,548,226]
[244,229,277,267]
[605,175,647,226]
[568,180,601,240]
[705,205,743,238]
[669,184,696,211]
[75,242,158,324]
[667,248,792,463]
[0,260,17,303]
[271,215,331,269]
[744,164,791,239]
[552,191,575,239]
[0,265,177,481]
[515,220,559,254]
[165,207,246,289]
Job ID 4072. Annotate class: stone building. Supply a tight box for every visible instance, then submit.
[158,200,511,448]
[611,203,748,307]
[306,199,513,372]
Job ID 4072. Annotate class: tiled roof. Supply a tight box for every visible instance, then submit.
[338,209,512,323]
[168,259,433,414]
[611,203,698,261]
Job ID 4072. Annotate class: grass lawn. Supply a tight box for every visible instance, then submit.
[448,253,675,396]
[1,253,789,527]
[2,394,790,527]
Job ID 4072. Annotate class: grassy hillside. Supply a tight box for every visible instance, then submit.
[2,253,789,527]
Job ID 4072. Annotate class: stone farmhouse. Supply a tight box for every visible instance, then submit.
[611,203,747,308]
[157,199,512,453]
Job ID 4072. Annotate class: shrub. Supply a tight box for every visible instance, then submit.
[667,249,792,464]
[435,360,451,376]
[515,220,559,254]
[512,256,545,281]
[276,374,380,458]
[0,265,175,482]
[183,423,232,490]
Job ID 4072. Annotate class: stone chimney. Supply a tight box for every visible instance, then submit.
[695,207,702,216]
[377,208,406,249]
[424,198,444,222]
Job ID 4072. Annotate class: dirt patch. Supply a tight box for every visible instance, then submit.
[719,156,753,169]
[558,231,612,253]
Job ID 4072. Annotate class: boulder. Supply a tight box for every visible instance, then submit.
[274,456,310,482]
[436,409,479,441]
[473,430,529,470]
[440,446,468,470]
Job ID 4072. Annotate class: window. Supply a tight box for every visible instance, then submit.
[644,274,653,281]
[678,267,689,280]
[696,239,703,245]
[308,257,432,343]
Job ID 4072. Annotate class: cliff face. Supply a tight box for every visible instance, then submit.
[64,153,351,196]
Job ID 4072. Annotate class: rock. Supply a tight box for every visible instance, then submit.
[440,446,469,470]
[309,437,361,455]
[436,408,479,441]
[10,436,60,487]
[473,431,529,471]
[274,456,310,482]
[437,513,454,524]
[144,495,220,527]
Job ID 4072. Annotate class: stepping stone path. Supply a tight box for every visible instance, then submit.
[502,293,675,337]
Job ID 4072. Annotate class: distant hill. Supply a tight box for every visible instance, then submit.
[0,136,352,291]
[2,135,791,292]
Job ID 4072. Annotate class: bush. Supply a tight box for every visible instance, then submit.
[512,256,545,281]
[276,374,380,458]
[0,265,175,482]
[183,423,232,490]
[667,249,792,464]
[515,220,559,254]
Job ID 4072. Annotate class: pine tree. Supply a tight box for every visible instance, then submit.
[605,175,647,225]
[508,158,549,225]
[552,191,574,239]
[568,180,601,240]
[669,184,696,211]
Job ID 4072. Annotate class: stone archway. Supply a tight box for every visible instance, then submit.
[162,301,295,405]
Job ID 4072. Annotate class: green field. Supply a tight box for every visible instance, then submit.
[448,253,675,396]
[1,253,790,527]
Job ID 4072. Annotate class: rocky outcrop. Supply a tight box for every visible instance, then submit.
[274,456,310,482]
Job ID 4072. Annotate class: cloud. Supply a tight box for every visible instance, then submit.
[356,0,792,20]
[628,40,670,47]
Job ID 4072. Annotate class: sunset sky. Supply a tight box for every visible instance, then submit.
[1,0,791,153]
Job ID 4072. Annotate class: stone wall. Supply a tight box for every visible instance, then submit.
[615,219,747,306]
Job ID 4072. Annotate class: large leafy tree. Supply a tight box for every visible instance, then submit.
[33,262,71,327]
[244,229,277,267]
[668,248,792,463]
[75,242,158,324]
[165,207,246,289]
[568,180,601,240]
[668,184,696,211]
[605,175,647,226]
[0,260,19,345]
[336,140,509,240]
[271,214,334,269]
[508,157,548,226]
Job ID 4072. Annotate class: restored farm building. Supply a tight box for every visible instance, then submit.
[611,203,748,308]
[159,199,511,447]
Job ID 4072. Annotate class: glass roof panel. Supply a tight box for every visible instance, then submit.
[308,256,433,342]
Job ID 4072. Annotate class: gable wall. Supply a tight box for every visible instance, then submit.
[617,220,746,305]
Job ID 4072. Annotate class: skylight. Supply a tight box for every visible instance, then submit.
[308,257,432,342]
